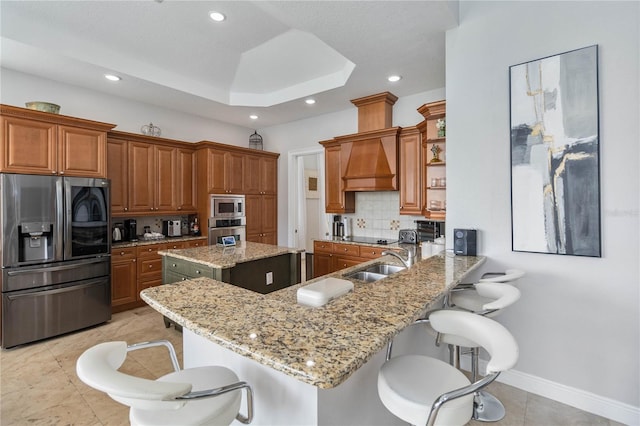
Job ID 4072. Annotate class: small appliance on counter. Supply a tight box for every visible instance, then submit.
[332,215,343,238]
[162,220,181,237]
[341,217,351,239]
[398,229,418,244]
[124,219,137,242]
[415,220,445,242]
[112,222,124,242]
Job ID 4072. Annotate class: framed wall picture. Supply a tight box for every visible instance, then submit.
[510,45,601,257]
[305,169,319,199]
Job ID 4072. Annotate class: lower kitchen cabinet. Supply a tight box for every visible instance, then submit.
[312,241,389,278]
[111,238,206,313]
[111,247,137,308]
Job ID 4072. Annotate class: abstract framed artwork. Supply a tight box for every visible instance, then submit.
[510,45,601,257]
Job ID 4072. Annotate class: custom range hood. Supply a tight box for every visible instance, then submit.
[321,92,400,192]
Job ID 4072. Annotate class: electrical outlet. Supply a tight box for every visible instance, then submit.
[266,271,273,285]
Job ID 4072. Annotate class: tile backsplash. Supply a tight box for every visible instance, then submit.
[340,192,423,240]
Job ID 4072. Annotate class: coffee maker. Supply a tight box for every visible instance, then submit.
[124,219,137,242]
[332,215,343,238]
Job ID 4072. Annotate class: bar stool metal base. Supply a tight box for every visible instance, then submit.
[473,390,506,422]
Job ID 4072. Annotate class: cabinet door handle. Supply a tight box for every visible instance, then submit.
[148,265,153,269]
[132,259,136,262]
[120,251,125,256]
[124,207,128,211]
[172,263,177,267]
[195,270,201,274]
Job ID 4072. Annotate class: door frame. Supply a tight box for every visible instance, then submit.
[287,147,324,249]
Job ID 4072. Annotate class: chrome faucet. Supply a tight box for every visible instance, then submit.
[382,248,415,268]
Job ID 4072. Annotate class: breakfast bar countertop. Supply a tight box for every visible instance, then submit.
[140,251,485,389]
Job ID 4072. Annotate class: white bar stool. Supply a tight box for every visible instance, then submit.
[443,271,524,422]
[378,310,519,426]
[76,340,254,425]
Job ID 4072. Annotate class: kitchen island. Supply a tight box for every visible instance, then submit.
[160,241,303,294]
[141,249,485,425]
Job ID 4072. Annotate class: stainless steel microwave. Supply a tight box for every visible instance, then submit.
[209,194,245,219]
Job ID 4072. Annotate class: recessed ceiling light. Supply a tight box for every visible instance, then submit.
[305,99,316,105]
[209,11,226,22]
[387,75,402,82]
[104,74,121,81]
[249,114,258,120]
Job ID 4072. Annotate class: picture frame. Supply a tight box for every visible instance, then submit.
[509,45,601,257]
[305,169,319,199]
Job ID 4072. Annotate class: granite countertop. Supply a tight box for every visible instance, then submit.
[112,235,206,249]
[141,251,485,389]
[157,240,304,269]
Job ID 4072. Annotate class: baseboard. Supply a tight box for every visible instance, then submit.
[460,354,640,425]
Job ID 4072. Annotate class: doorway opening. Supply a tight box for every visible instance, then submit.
[287,147,329,281]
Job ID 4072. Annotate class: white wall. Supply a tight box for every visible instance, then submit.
[447,0,639,420]
[0,68,252,144]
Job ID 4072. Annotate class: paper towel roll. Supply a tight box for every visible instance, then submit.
[421,241,433,259]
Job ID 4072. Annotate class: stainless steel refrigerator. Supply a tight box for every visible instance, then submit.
[0,173,111,349]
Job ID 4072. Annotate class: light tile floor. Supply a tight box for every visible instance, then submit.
[0,306,621,425]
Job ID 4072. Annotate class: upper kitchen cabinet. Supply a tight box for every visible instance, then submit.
[320,143,355,213]
[197,147,244,195]
[399,126,422,215]
[194,141,280,241]
[418,100,446,220]
[176,148,197,212]
[107,131,197,217]
[0,104,115,177]
[107,138,129,214]
[243,153,277,195]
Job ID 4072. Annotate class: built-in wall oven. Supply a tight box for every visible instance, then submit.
[0,174,111,349]
[208,194,246,245]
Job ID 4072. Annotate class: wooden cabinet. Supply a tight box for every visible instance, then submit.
[399,127,422,215]
[312,241,389,278]
[176,148,196,212]
[108,131,197,217]
[128,142,178,214]
[320,144,355,213]
[194,142,279,245]
[137,244,166,292]
[243,154,277,195]
[417,100,446,219]
[111,247,137,308]
[107,139,129,214]
[0,105,114,177]
[200,148,244,195]
[246,193,277,245]
[111,238,206,313]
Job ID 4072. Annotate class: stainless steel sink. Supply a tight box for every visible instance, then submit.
[363,264,406,275]
[343,271,387,283]
[343,263,406,283]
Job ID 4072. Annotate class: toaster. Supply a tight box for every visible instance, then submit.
[398,229,418,244]
[162,220,182,237]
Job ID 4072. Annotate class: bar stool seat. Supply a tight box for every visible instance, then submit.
[76,340,254,425]
[378,310,519,426]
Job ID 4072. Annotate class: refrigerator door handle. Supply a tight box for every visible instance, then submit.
[56,177,64,261]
